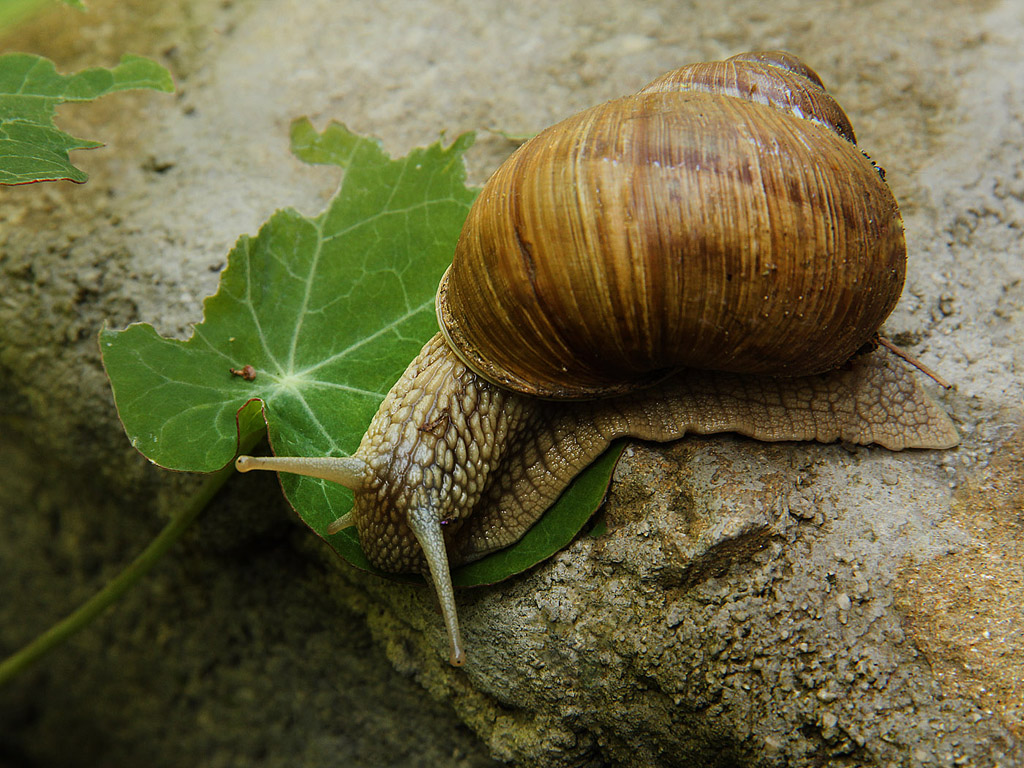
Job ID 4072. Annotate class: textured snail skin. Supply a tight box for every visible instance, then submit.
[236,52,959,666]
[352,334,957,572]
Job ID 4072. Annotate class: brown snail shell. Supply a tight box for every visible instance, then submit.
[438,51,905,398]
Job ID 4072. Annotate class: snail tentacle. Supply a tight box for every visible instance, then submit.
[407,504,465,666]
[325,512,356,534]
[235,454,368,491]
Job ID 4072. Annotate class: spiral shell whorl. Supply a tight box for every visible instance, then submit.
[639,50,856,143]
[438,53,905,399]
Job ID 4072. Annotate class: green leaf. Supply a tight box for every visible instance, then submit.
[0,53,173,185]
[0,0,61,31]
[101,120,620,586]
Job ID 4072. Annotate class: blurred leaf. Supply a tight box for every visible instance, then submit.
[0,52,172,185]
[0,0,52,30]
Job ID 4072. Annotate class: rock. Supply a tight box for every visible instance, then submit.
[2,0,1023,765]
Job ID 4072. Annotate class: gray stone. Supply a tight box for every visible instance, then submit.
[2,0,1023,765]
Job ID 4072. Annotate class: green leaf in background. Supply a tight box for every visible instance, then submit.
[101,119,620,586]
[0,0,80,32]
[0,52,173,185]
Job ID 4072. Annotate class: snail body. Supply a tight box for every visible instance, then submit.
[236,52,958,666]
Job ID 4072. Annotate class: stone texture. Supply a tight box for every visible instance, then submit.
[1,0,1023,765]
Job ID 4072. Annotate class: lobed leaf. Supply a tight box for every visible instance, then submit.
[0,52,172,185]
[101,120,620,586]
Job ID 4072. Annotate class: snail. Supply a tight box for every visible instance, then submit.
[236,51,958,667]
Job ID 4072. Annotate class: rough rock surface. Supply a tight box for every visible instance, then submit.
[1,0,1022,766]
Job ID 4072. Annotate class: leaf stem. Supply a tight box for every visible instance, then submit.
[0,435,261,688]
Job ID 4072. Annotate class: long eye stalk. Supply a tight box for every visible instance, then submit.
[235,454,367,490]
